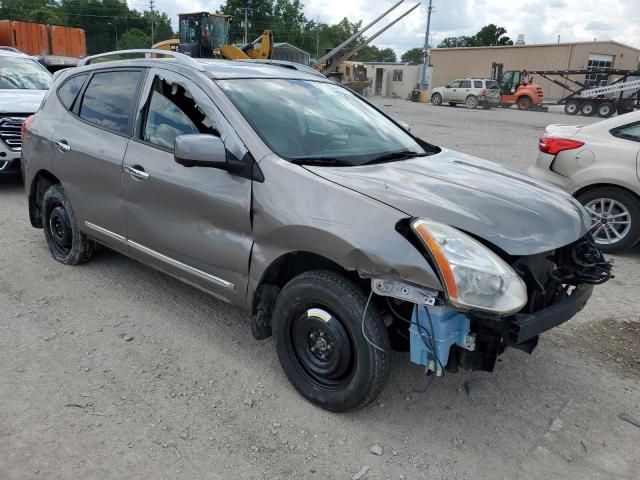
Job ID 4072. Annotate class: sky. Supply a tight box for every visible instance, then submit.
[143,0,640,57]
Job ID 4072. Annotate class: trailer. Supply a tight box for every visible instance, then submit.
[0,20,86,71]
[524,68,640,117]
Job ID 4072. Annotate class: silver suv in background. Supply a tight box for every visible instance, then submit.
[0,49,52,175]
[22,50,610,412]
[431,78,501,109]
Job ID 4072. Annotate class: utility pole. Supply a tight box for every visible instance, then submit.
[316,16,320,58]
[240,7,252,44]
[420,0,434,90]
[149,0,155,46]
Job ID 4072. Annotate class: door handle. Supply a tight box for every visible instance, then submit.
[55,139,70,152]
[125,164,150,180]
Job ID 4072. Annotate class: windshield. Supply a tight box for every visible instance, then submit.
[219,78,431,166]
[0,56,52,90]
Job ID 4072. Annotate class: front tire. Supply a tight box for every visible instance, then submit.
[42,184,95,265]
[431,93,442,106]
[272,270,390,412]
[577,186,640,253]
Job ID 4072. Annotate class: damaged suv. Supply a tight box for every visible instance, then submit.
[22,51,612,412]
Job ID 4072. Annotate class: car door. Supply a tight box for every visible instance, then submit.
[443,80,460,102]
[609,121,640,184]
[457,80,472,102]
[52,68,144,253]
[122,68,253,303]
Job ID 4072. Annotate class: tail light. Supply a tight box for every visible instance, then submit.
[479,88,487,96]
[538,135,584,155]
[21,115,35,140]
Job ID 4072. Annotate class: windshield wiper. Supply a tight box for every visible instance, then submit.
[361,151,428,165]
[289,157,355,167]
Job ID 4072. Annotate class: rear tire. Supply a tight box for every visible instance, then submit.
[42,184,95,265]
[431,93,442,106]
[564,99,580,115]
[465,95,478,109]
[577,186,640,253]
[581,101,596,116]
[596,101,615,118]
[517,96,532,110]
[272,270,390,412]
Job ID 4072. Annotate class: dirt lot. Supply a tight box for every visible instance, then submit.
[1,100,639,480]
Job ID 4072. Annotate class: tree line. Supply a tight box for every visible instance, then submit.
[1,0,514,64]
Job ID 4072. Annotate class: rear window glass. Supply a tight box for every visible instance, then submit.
[57,74,88,110]
[474,80,483,88]
[486,80,500,89]
[79,71,142,135]
[611,122,640,143]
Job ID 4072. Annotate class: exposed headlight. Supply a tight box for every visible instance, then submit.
[411,219,527,315]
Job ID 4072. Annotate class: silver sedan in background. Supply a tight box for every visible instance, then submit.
[529,111,640,252]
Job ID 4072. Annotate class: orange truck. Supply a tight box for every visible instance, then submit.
[0,20,86,70]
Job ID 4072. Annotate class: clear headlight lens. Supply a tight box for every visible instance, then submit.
[412,218,527,315]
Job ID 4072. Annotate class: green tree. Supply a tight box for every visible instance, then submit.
[220,0,274,42]
[474,24,513,46]
[438,35,475,48]
[401,47,423,63]
[354,45,396,62]
[119,28,149,49]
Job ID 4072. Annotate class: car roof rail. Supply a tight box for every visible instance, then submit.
[77,49,204,70]
[237,59,326,78]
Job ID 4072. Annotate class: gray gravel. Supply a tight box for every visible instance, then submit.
[1,99,638,479]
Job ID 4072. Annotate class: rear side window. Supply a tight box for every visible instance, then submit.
[57,74,88,110]
[611,122,640,143]
[79,71,142,135]
[460,80,471,88]
[474,80,483,88]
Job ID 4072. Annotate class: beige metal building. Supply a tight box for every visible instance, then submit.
[430,41,640,100]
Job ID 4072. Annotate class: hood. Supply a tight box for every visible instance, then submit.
[305,149,589,256]
[0,89,47,115]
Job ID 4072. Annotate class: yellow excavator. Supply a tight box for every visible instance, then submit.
[152,12,273,60]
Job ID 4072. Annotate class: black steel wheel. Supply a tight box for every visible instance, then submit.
[42,184,95,265]
[272,270,390,412]
[564,99,580,115]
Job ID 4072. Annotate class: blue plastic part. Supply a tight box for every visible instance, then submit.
[409,305,471,374]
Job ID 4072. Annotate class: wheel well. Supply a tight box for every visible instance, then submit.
[517,95,532,103]
[249,251,364,340]
[573,183,640,204]
[29,170,60,228]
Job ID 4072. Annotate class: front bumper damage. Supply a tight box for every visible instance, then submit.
[384,235,611,376]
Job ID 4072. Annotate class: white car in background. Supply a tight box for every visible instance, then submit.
[0,48,52,175]
[529,111,640,252]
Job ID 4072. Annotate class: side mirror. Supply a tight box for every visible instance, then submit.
[174,134,227,169]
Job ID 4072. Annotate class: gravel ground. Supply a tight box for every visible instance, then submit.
[1,99,639,480]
